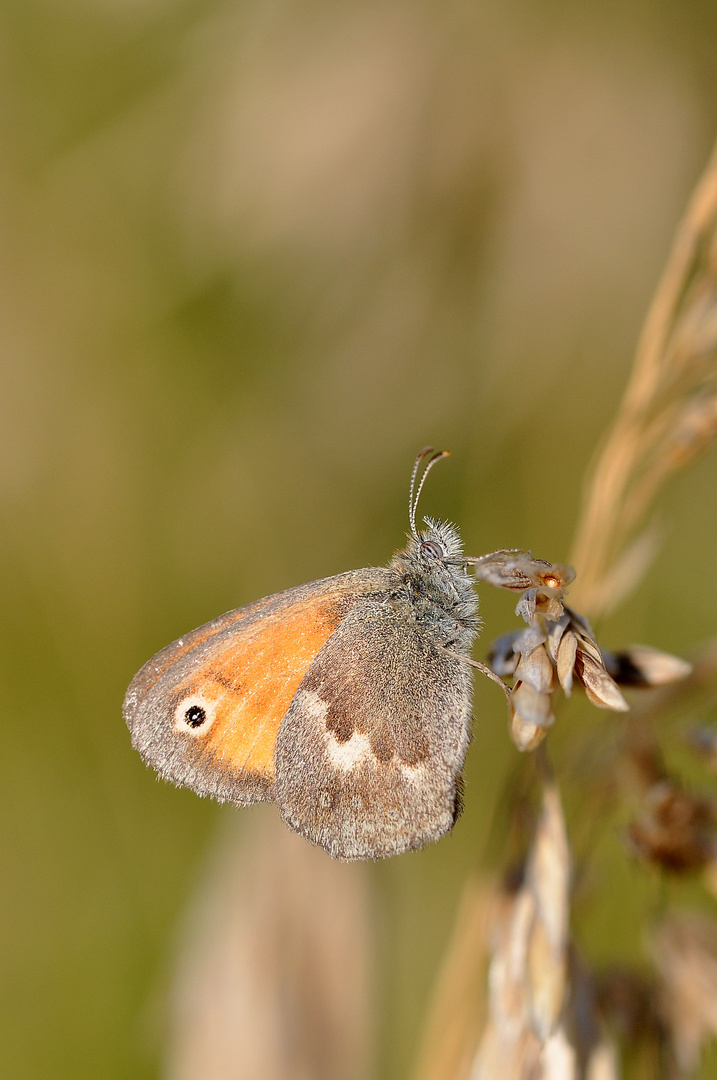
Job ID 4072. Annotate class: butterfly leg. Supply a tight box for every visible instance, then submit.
[439,647,511,699]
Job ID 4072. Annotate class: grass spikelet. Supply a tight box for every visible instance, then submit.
[468,783,617,1080]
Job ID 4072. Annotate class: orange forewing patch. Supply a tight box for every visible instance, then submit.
[178,596,347,780]
[131,595,280,701]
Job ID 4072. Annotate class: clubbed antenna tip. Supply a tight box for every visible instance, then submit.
[409,447,450,538]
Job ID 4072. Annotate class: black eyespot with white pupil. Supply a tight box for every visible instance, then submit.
[185,704,206,728]
[174,695,216,735]
[421,540,444,559]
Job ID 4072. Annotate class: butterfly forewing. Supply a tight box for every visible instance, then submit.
[123,569,394,806]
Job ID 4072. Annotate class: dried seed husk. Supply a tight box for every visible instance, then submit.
[509,683,554,751]
[546,614,572,662]
[515,645,554,696]
[469,551,575,592]
[489,631,522,677]
[603,644,692,687]
[556,632,578,695]
[574,652,629,711]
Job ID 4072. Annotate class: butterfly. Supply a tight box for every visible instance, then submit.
[124,448,563,860]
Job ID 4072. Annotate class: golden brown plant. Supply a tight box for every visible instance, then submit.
[570,140,717,620]
[653,912,717,1076]
[166,810,374,1080]
[469,784,618,1080]
[418,140,717,1080]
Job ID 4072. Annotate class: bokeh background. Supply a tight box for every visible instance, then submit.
[4,1,717,1078]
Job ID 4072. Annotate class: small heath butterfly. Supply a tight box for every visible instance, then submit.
[124,449,520,860]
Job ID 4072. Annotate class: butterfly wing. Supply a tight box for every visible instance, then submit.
[123,569,394,806]
[274,592,474,860]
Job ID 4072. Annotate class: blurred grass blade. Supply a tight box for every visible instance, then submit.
[653,911,717,1075]
[166,809,374,1080]
[412,877,493,1080]
[570,141,717,618]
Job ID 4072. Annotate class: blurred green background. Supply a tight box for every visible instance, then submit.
[4,1,717,1077]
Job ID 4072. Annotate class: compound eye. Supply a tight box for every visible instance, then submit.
[421,540,445,560]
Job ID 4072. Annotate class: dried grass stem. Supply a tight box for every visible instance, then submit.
[570,141,717,617]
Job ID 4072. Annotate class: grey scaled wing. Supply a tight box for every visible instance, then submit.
[274,593,474,860]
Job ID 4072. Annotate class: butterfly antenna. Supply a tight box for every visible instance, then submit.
[409,448,450,537]
[409,447,434,537]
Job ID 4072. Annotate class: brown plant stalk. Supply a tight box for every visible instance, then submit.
[417,141,717,1080]
[570,139,717,619]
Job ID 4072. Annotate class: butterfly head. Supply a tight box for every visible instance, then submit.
[405,447,470,572]
[394,514,471,582]
[387,449,480,646]
[417,516,463,561]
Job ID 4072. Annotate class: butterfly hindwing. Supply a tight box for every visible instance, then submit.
[123,569,394,806]
[274,591,474,860]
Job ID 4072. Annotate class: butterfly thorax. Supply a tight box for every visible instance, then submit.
[388,518,479,656]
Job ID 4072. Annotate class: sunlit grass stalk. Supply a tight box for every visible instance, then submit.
[417,141,717,1080]
[571,140,717,619]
